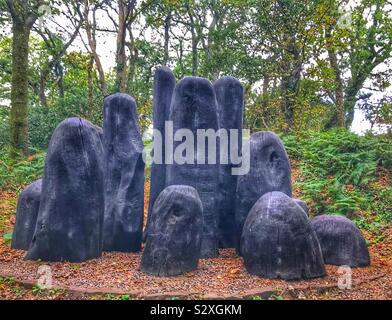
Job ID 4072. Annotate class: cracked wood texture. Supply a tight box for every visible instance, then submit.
[140,185,203,276]
[145,67,176,241]
[213,76,244,248]
[241,191,326,280]
[166,77,220,258]
[311,215,370,267]
[235,131,292,250]
[26,118,105,262]
[11,179,42,250]
[103,93,145,252]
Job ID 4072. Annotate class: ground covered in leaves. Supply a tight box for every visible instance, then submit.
[0,189,391,300]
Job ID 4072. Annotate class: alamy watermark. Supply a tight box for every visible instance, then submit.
[38,5,52,31]
[143,121,251,176]
[337,265,352,290]
[37,265,52,289]
[337,4,353,30]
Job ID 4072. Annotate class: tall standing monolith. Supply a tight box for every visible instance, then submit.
[213,76,244,248]
[25,118,104,262]
[103,93,145,252]
[145,67,176,241]
[235,131,292,250]
[166,77,220,258]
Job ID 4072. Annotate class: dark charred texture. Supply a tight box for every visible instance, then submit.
[294,199,309,216]
[11,179,42,250]
[166,76,220,258]
[235,131,292,249]
[310,215,370,267]
[141,185,203,276]
[103,93,145,252]
[145,67,176,241]
[241,191,325,280]
[26,118,104,262]
[213,76,244,248]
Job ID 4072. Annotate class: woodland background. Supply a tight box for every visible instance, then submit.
[0,0,391,299]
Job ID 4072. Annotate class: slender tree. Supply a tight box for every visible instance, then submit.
[6,0,45,157]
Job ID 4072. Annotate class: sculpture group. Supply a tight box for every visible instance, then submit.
[12,67,370,280]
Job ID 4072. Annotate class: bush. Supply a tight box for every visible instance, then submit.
[0,150,45,192]
[282,129,392,231]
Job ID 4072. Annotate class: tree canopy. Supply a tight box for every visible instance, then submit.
[0,0,391,155]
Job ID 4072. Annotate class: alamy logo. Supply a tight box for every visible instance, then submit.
[337,5,352,30]
[38,5,52,31]
[143,121,250,176]
[337,265,352,290]
[37,265,52,289]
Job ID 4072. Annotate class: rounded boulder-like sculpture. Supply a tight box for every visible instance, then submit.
[103,93,145,252]
[241,191,325,280]
[294,199,309,216]
[235,131,292,249]
[310,215,370,267]
[26,118,104,262]
[140,185,203,276]
[11,179,42,250]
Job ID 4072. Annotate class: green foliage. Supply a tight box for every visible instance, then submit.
[32,285,44,296]
[0,276,16,284]
[283,129,392,232]
[0,150,45,192]
[3,232,12,245]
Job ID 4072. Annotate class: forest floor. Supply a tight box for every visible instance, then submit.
[0,177,391,300]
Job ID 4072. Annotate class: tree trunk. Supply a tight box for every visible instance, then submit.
[115,0,129,92]
[178,39,185,78]
[329,55,344,127]
[84,2,107,96]
[262,74,270,110]
[10,24,30,157]
[344,85,359,127]
[87,54,94,117]
[280,39,301,132]
[55,62,64,106]
[280,67,300,132]
[188,11,198,76]
[39,70,48,107]
[163,12,171,65]
[325,26,345,128]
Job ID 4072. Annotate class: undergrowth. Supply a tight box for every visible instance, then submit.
[0,150,45,192]
[0,129,390,237]
[282,129,392,235]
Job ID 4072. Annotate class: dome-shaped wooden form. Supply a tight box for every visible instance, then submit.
[241,191,325,280]
[310,215,370,267]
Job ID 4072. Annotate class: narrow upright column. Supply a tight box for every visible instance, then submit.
[103,93,145,252]
[235,131,292,250]
[166,77,220,258]
[213,76,244,248]
[145,67,176,239]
